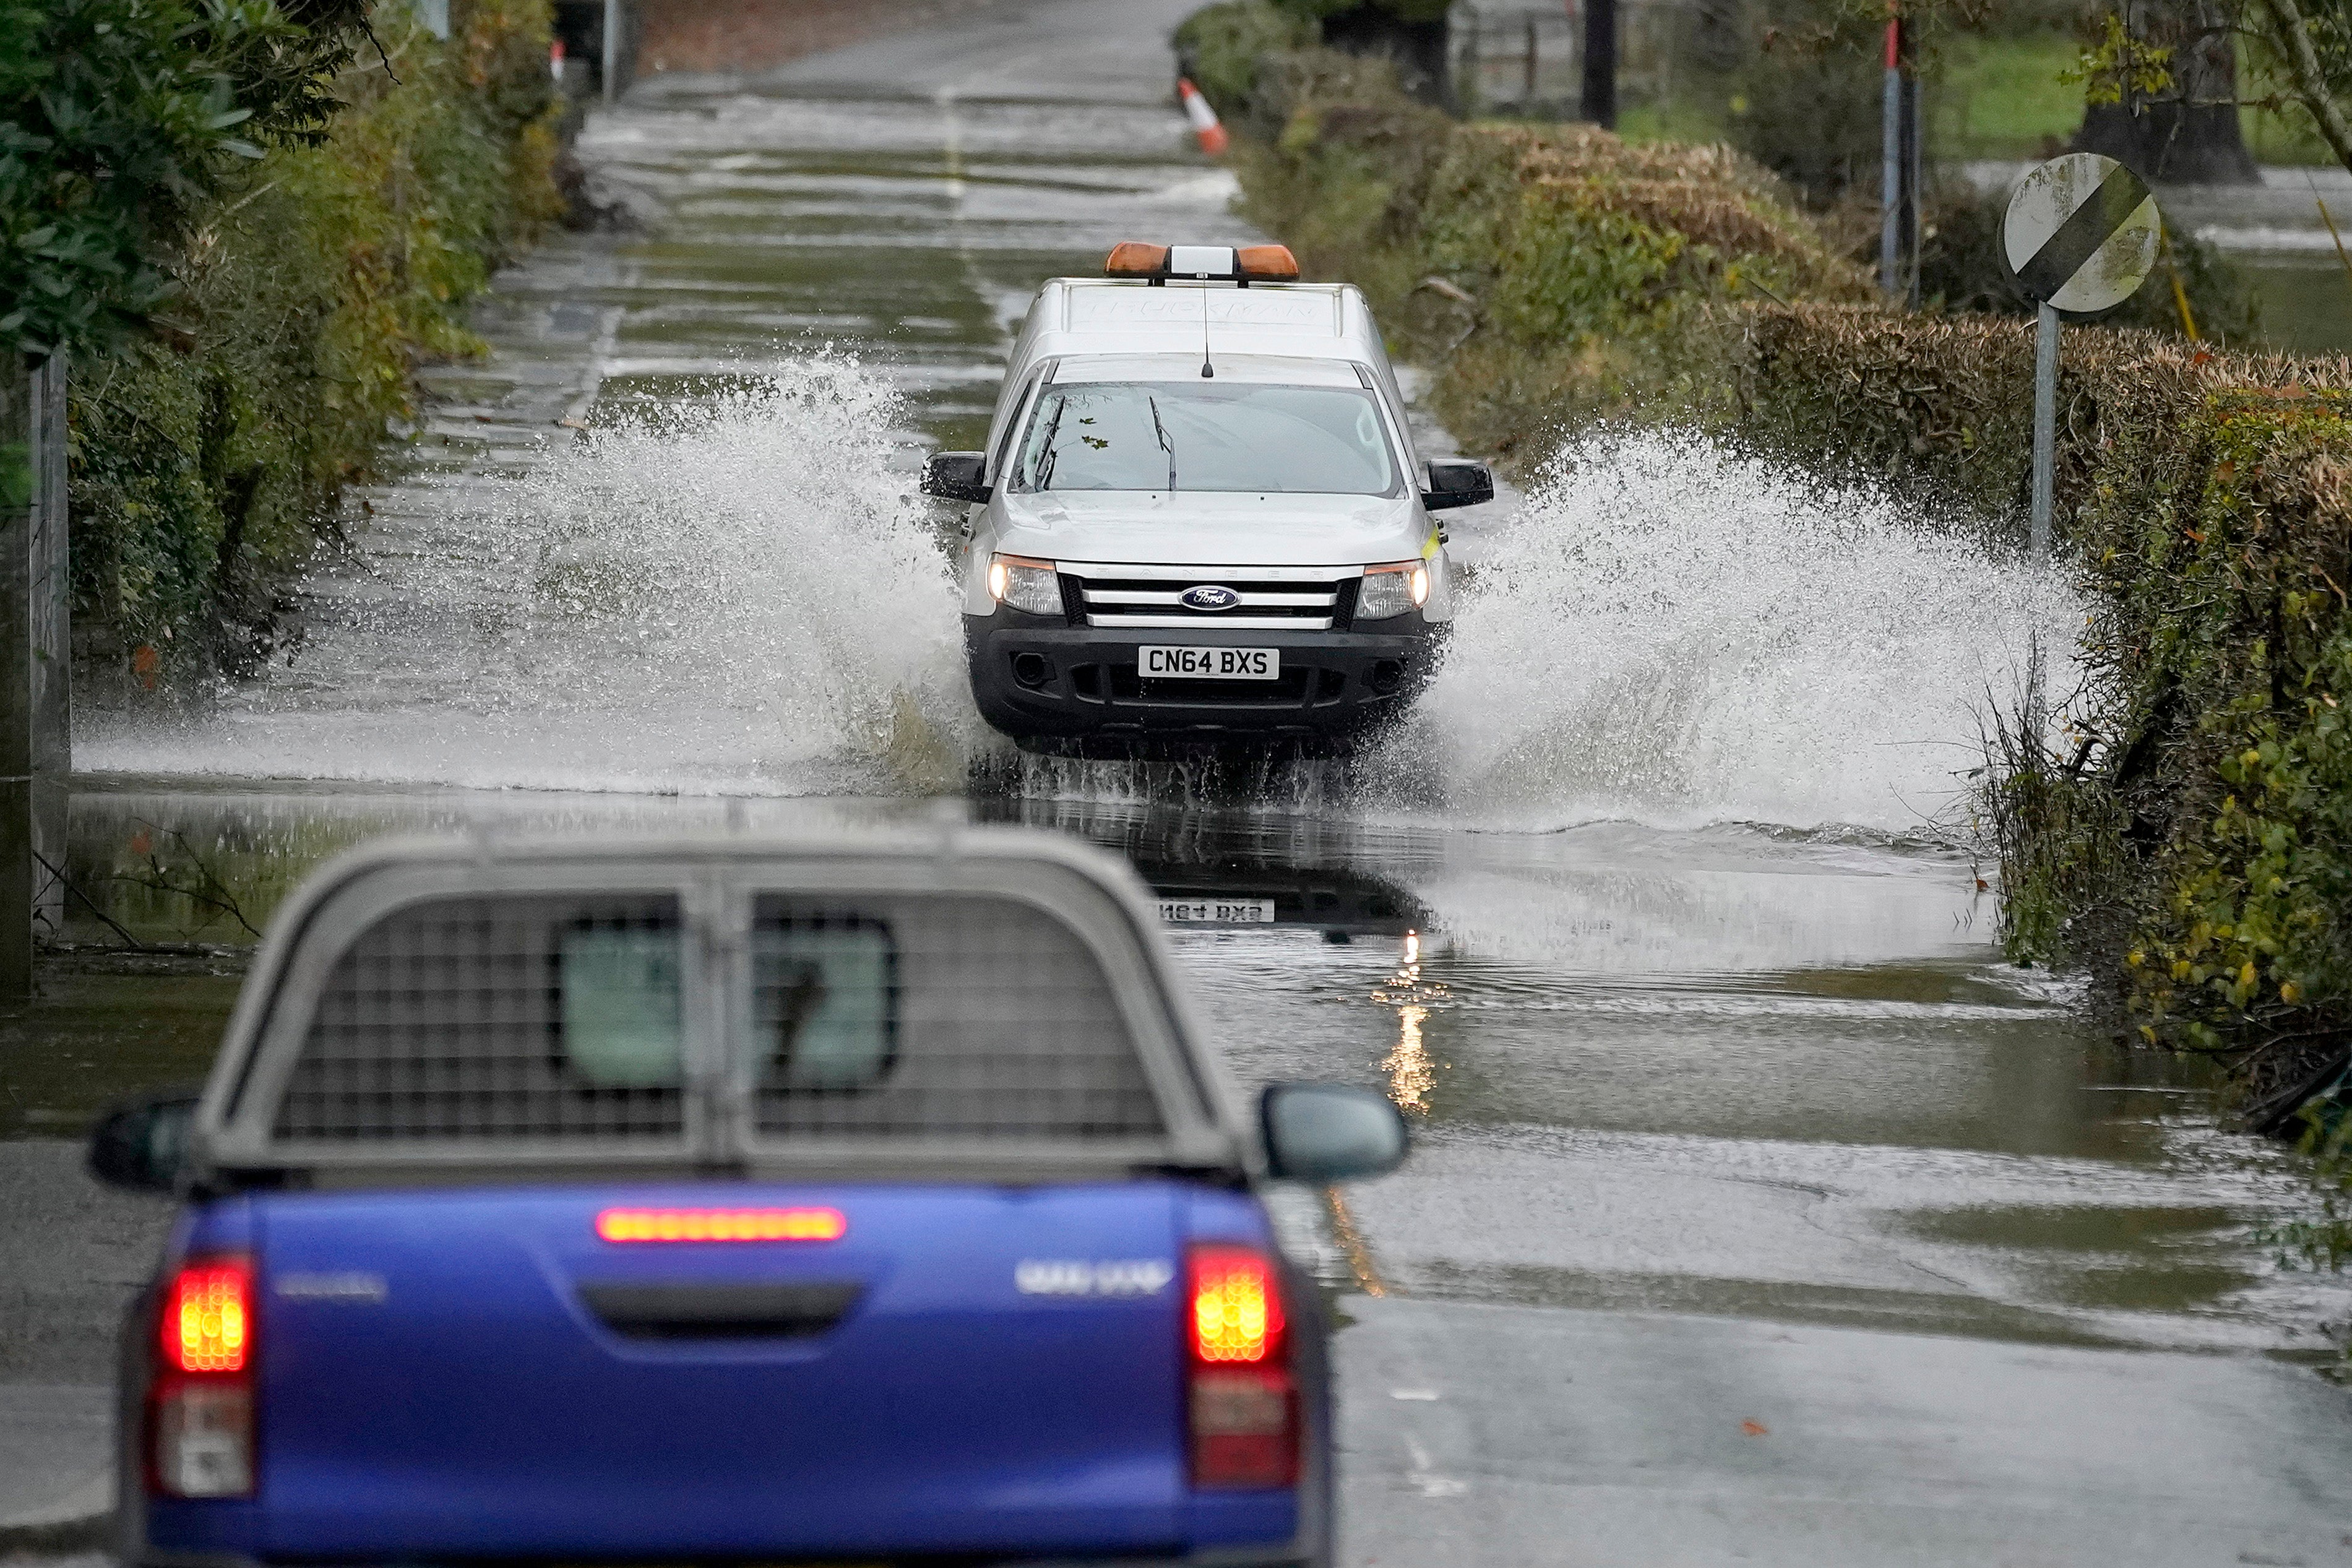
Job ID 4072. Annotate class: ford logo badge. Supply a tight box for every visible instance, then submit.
[1180,585,1239,612]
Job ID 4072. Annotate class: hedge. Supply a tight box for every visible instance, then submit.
[66,0,561,684]
[1199,21,2352,1140]
[1199,35,1871,463]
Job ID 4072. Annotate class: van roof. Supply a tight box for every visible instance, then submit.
[1051,352,1366,386]
[1017,278,1384,369]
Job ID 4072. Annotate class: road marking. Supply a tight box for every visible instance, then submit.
[1403,1435,1467,1497]
[1390,1389,1440,1401]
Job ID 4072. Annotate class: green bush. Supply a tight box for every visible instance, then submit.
[1213,41,2352,1129]
[1173,0,1316,122]
[1228,49,1872,461]
[67,0,561,680]
[0,0,369,358]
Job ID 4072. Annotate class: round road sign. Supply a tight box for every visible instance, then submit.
[2001,153,2160,316]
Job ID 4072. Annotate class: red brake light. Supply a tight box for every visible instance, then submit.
[1186,1244,1299,1489]
[149,1257,256,1499]
[165,1260,252,1372]
[594,1207,846,1243]
[1191,1246,1282,1363]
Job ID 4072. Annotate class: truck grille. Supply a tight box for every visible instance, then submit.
[1063,563,1356,632]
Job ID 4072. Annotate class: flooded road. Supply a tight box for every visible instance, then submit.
[9,0,2351,1561]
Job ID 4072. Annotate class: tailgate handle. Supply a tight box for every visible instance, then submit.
[579,1282,864,1340]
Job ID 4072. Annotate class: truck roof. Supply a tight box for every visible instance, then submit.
[1015,278,1387,372]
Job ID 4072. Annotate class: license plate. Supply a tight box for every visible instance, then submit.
[1158,898,1276,924]
[1141,646,1280,680]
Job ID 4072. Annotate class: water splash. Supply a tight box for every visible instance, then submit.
[82,356,978,795]
[85,373,2072,836]
[1360,430,2078,835]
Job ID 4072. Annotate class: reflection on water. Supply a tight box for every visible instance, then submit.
[2242,255,2352,354]
[1373,931,1449,1116]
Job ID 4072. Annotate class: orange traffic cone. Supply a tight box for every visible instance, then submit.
[1178,78,1229,158]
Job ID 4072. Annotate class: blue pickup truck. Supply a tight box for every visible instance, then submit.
[89,829,1406,1568]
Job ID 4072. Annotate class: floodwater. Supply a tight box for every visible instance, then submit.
[7,0,2350,1558]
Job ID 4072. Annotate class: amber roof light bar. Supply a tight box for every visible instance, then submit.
[1104,242,1299,286]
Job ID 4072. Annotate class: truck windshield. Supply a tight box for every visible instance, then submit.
[1009,382,1398,496]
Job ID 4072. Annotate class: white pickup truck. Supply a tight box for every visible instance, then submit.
[924,243,1491,756]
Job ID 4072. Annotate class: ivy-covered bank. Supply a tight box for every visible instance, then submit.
[1186,17,2352,1154]
[64,1,561,683]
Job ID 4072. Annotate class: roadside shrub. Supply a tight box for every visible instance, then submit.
[0,0,369,358]
[1232,50,1871,460]
[68,0,561,683]
[1173,0,1316,122]
[1732,303,2352,1104]
[1212,33,2352,1120]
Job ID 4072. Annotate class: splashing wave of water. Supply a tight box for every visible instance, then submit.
[1360,430,2078,835]
[82,356,980,795]
[86,361,2074,834]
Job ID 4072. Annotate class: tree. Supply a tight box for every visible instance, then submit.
[2074,0,2260,182]
[2069,0,2352,182]
[2254,0,2352,174]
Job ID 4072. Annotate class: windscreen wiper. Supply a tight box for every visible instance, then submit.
[1147,395,1177,492]
[1029,398,1067,490]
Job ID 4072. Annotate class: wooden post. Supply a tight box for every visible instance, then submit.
[0,352,71,1001]
[1581,0,1617,128]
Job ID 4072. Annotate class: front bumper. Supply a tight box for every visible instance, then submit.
[964,613,1442,752]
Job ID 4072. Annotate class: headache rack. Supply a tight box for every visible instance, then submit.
[193,829,1246,1187]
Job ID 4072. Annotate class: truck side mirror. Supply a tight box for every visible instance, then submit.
[88,1092,199,1192]
[1422,459,1493,511]
[921,451,992,504]
[1259,1082,1408,1182]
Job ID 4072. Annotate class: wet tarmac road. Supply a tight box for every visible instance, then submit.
[8,0,2352,1561]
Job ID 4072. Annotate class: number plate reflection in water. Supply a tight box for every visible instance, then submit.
[1158,899,1276,924]
[1140,646,1280,680]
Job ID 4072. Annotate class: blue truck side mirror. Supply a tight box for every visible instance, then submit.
[1259,1082,1408,1182]
[88,1092,198,1192]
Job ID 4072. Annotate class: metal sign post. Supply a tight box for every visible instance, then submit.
[2001,153,2161,564]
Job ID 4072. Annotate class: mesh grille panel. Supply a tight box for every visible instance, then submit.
[274,895,689,1143]
[752,894,1163,1139]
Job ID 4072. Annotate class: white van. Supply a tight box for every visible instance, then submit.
[924,243,1491,756]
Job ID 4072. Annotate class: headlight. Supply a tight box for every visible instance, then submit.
[1356,561,1429,621]
[987,554,1062,618]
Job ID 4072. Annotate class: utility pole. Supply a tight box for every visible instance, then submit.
[0,353,72,1001]
[1581,0,1617,130]
[603,0,622,104]
[1879,8,1918,301]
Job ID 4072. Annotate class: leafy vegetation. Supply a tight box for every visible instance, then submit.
[1197,25,2352,1287]
[58,0,561,681]
[0,0,371,358]
[1199,37,1871,461]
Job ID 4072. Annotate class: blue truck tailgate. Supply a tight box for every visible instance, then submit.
[250,1181,1187,1559]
